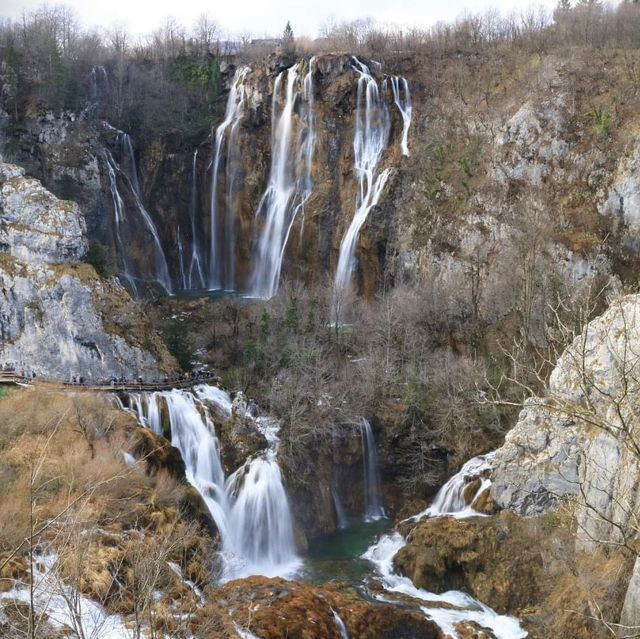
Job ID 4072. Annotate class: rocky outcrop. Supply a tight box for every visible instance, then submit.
[200,576,444,639]
[0,161,174,380]
[490,294,640,633]
[491,295,640,548]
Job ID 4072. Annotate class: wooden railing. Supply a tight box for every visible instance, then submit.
[0,371,220,393]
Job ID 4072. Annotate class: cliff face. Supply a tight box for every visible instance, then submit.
[6,50,640,307]
[491,295,640,541]
[0,160,174,380]
[487,294,640,632]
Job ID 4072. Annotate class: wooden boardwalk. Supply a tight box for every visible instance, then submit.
[0,372,220,393]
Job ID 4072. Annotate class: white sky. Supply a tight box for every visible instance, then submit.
[0,0,577,39]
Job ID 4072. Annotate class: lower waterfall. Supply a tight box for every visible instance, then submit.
[360,418,386,521]
[124,385,300,580]
[362,452,527,639]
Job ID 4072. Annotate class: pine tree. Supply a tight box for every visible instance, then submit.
[282,20,295,57]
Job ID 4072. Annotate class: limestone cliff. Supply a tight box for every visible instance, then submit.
[0,160,174,380]
[490,294,640,632]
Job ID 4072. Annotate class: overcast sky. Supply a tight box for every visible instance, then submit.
[1,0,575,39]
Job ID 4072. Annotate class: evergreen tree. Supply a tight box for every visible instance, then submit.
[282,21,295,57]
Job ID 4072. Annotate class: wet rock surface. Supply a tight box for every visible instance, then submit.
[202,576,444,639]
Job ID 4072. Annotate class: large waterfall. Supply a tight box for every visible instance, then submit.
[101,56,411,298]
[124,385,300,580]
[249,58,316,299]
[333,58,392,318]
[209,67,250,291]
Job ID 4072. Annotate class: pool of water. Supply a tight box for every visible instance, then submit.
[301,517,393,584]
[172,288,241,300]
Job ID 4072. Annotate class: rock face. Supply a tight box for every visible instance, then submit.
[490,294,640,632]
[491,295,640,547]
[0,161,174,380]
[0,162,87,263]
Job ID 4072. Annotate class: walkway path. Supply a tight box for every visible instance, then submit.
[0,371,220,393]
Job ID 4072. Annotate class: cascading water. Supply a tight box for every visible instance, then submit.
[117,132,173,294]
[331,609,350,639]
[389,76,412,157]
[209,67,250,291]
[103,131,172,294]
[249,58,316,299]
[360,418,386,521]
[362,452,527,639]
[333,58,391,320]
[332,487,348,529]
[296,56,316,237]
[124,385,300,580]
[409,452,495,521]
[187,149,206,289]
[103,149,137,295]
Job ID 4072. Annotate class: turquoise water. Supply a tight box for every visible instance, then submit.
[302,517,392,584]
[172,288,241,300]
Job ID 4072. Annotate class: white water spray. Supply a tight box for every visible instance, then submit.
[363,533,526,639]
[361,450,526,638]
[209,67,250,290]
[390,76,412,156]
[360,418,386,521]
[333,58,391,319]
[409,453,495,522]
[125,385,300,580]
[250,58,317,299]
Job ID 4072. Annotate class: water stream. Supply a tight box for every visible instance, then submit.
[187,149,206,289]
[360,418,386,521]
[249,58,317,299]
[125,385,300,580]
[102,131,173,294]
[333,57,392,321]
[209,66,250,291]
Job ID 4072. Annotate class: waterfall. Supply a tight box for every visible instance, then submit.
[360,450,527,637]
[409,452,495,521]
[89,65,109,102]
[209,67,250,291]
[177,226,187,289]
[332,487,348,529]
[333,58,391,320]
[296,56,316,238]
[331,609,350,639]
[118,133,173,294]
[249,58,316,299]
[360,418,386,521]
[187,150,206,289]
[103,150,137,295]
[390,76,412,157]
[124,385,300,580]
[103,132,172,294]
